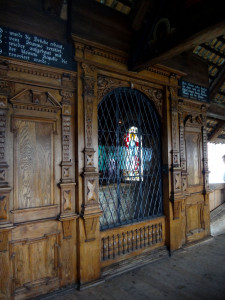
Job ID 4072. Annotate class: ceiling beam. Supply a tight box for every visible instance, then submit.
[131,21,225,71]
[209,65,225,100]
[208,120,225,142]
[192,53,221,70]
[207,103,225,121]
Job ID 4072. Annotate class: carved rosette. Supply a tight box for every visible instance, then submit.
[81,63,102,242]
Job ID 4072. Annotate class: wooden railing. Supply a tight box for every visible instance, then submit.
[100,216,165,268]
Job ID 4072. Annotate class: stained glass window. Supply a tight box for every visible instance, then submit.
[98,88,163,230]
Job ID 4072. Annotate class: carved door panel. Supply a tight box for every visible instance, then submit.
[185,131,202,186]
[10,231,60,297]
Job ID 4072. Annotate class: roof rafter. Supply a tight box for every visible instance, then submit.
[209,65,225,100]
[208,120,225,142]
[201,44,225,60]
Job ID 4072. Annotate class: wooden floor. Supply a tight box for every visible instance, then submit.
[40,233,225,300]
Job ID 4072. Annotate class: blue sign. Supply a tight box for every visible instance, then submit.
[0,26,76,71]
[179,80,209,102]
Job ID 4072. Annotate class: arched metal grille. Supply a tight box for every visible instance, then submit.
[98,88,163,230]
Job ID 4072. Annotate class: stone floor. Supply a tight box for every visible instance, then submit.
[43,233,225,300]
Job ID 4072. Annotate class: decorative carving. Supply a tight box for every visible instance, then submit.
[81,63,96,77]
[10,89,61,113]
[63,190,72,211]
[86,153,94,167]
[59,183,76,216]
[0,194,7,220]
[141,86,163,117]
[174,173,181,190]
[172,111,178,150]
[184,114,203,127]
[84,148,96,172]
[83,77,95,97]
[0,80,14,96]
[83,175,99,206]
[146,66,170,78]
[63,167,70,178]
[82,63,96,148]
[62,116,71,162]
[60,90,73,187]
[87,180,97,203]
[182,177,187,192]
[172,152,180,166]
[101,222,163,261]
[97,75,128,102]
[83,215,100,242]
[0,59,9,77]
[61,73,76,89]
[181,161,186,170]
[0,112,6,161]
[62,219,74,239]
[9,64,61,79]
[86,97,94,147]
[0,169,6,181]
[173,201,181,220]
[0,188,11,224]
[0,96,8,108]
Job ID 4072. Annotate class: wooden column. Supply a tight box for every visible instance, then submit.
[77,62,102,286]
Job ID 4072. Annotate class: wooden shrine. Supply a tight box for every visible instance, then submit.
[0,0,224,298]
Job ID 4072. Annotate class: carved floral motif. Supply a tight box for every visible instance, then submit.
[141,86,163,117]
[97,75,128,101]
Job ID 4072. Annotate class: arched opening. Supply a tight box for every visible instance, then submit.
[98,88,163,230]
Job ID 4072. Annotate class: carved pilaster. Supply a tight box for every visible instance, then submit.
[202,126,210,193]
[81,63,102,242]
[169,87,183,219]
[0,81,12,228]
[59,90,77,226]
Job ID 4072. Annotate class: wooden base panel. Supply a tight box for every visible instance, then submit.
[101,246,169,279]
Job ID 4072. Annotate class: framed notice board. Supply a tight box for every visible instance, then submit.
[179,80,209,103]
[0,26,76,71]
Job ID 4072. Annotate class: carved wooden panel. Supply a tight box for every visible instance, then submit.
[10,232,60,296]
[185,132,201,186]
[186,203,204,235]
[13,118,55,209]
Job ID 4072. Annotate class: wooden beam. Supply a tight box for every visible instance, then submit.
[208,120,225,142]
[131,21,225,71]
[207,103,225,121]
[209,65,225,100]
[192,53,220,70]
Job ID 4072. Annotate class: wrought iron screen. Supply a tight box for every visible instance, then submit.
[98,88,163,230]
